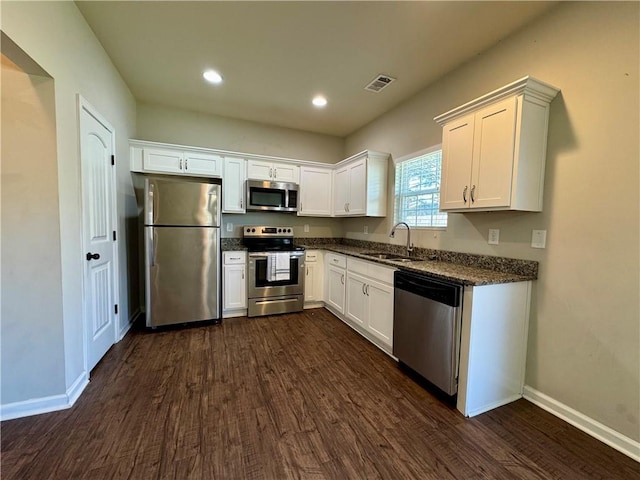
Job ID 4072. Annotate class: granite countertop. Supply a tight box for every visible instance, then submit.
[302,243,537,286]
[221,237,537,286]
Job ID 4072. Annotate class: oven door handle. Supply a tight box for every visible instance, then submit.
[248,252,305,258]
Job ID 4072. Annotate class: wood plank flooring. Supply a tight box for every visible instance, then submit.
[2,308,638,479]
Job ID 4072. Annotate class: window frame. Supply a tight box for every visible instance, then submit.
[393,144,447,230]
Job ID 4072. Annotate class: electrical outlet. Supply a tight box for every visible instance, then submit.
[531,230,547,248]
[488,229,500,245]
[226,222,233,233]
[304,224,309,233]
[364,226,368,234]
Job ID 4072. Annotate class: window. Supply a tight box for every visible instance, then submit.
[394,146,447,228]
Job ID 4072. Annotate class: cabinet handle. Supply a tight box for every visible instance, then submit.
[185,159,188,171]
[306,266,309,276]
[341,274,344,285]
[463,186,468,204]
[470,185,476,204]
[179,158,183,170]
[269,167,273,178]
[365,284,370,296]
[242,268,245,280]
[362,283,366,295]
[274,167,277,178]
[229,257,241,260]
[240,199,243,208]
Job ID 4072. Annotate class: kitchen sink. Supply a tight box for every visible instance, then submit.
[360,251,416,262]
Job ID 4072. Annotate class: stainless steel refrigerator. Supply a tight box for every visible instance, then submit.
[143,175,221,327]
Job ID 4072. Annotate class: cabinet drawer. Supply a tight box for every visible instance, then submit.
[223,251,246,265]
[325,253,346,269]
[347,257,395,284]
[305,250,321,262]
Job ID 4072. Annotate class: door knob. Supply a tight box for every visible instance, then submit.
[86,252,100,261]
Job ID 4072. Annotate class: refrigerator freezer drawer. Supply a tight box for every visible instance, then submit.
[145,226,220,327]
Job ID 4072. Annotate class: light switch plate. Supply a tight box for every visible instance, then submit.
[226,222,233,233]
[364,226,369,234]
[488,229,500,245]
[304,224,309,233]
[531,230,547,248]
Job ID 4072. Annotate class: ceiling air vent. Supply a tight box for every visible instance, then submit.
[364,74,396,93]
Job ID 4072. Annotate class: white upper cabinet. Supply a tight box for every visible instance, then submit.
[222,156,246,213]
[332,151,389,217]
[132,143,222,177]
[435,76,559,212]
[299,166,332,216]
[247,159,299,183]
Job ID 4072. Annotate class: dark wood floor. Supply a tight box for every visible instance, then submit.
[2,309,638,479]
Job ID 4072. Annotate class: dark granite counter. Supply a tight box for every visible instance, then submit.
[299,239,537,286]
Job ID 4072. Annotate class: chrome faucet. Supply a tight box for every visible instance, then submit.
[389,221,413,256]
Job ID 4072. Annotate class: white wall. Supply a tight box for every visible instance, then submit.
[345,2,639,442]
[1,56,66,403]
[1,1,136,404]
[137,102,344,164]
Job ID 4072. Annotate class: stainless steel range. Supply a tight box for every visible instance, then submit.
[243,226,305,317]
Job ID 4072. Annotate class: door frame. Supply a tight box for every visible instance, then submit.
[77,95,120,375]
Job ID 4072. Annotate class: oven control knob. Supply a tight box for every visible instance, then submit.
[287,228,292,233]
[251,228,256,233]
[278,228,282,233]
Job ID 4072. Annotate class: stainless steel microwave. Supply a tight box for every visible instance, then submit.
[246,180,298,212]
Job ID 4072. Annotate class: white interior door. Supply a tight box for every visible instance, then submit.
[79,99,118,373]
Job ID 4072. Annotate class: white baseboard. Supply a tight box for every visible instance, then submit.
[119,308,140,340]
[523,385,640,462]
[66,371,89,405]
[223,309,247,319]
[465,393,523,418]
[1,372,89,422]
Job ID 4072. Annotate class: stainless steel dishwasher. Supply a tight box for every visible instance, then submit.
[393,270,463,396]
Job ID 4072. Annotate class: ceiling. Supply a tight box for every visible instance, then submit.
[76,1,557,137]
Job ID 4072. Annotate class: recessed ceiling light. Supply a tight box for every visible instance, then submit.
[312,95,327,108]
[203,69,223,84]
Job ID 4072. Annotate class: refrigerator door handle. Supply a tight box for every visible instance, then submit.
[150,229,157,267]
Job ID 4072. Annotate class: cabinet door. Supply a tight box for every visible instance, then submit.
[223,264,247,310]
[325,265,346,313]
[223,157,246,213]
[184,152,223,177]
[440,114,475,210]
[471,97,517,209]
[332,167,350,216]
[366,278,394,347]
[247,160,273,181]
[304,262,320,303]
[143,147,183,174]
[345,271,367,327]
[347,159,366,215]
[299,167,332,216]
[273,162,299,183]
[304,251,323,303]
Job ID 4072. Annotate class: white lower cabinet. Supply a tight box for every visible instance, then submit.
[304,250,324,307]
[324,253,346,315]
[457,281,532,417]
[223,251,247,317]
[344,258,394,352]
